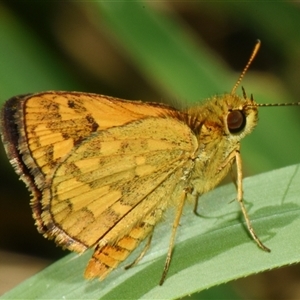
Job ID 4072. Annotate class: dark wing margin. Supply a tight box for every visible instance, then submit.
[0,95,46,232]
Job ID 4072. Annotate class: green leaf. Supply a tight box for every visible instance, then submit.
[2,164,300,299]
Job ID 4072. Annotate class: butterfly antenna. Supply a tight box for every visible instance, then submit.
[257,102,300,107]
[231,40,261,95]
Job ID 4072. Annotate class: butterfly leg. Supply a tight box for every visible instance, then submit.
[235,150,270,252]
[125,233,153,270]
[192,192,201,216]
[159,188,187,285]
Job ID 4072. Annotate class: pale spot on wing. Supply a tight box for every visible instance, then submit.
[54,179,94,201]
[135,164,156,176]
[62,209,95,237]
[29,131,62,146]
[52,139,74,160]
[135,156,146,165]
[50,201,72,223]
[99,140,122,155]
[87,190,122,216]
[74,157,103,171]
[57,186,122,214]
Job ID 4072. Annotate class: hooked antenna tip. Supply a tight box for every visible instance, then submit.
[231,40,261,95]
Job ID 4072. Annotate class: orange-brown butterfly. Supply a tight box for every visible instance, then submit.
[1,40,298,284]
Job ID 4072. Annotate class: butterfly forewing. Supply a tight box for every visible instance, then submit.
[14,92,177,180]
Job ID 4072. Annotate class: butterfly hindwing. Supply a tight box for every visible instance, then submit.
[42,116,198,253]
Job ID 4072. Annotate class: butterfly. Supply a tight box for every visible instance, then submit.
[3,40,290,285]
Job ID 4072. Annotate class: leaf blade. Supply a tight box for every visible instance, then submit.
[2,164,300,299]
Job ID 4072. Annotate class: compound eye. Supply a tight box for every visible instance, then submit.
[227,110,246,133]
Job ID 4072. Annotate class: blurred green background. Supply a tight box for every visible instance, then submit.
[0,1,300,298]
